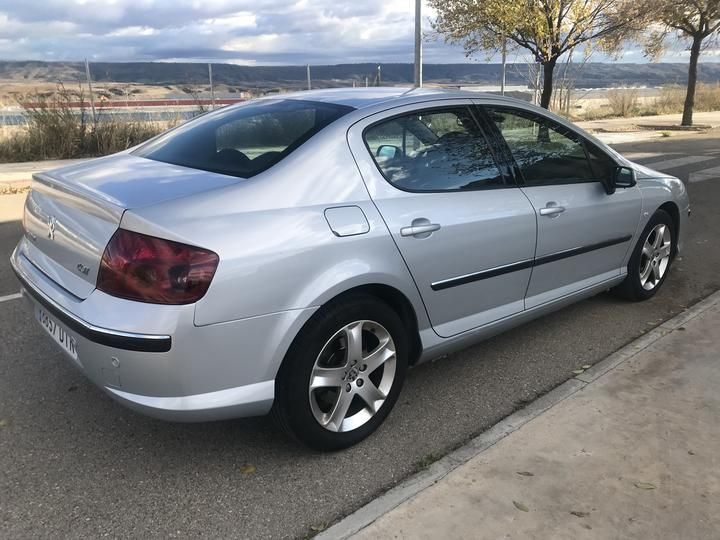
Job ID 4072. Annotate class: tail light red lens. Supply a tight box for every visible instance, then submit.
[97,229,219,305]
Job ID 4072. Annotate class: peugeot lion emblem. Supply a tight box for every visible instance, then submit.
[47,216,57,240]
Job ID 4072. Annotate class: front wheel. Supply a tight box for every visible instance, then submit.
[614,209,676,301]
[272,294,408,451]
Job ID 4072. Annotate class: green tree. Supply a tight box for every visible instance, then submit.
[429,0,641,109]
[644,1,720,126]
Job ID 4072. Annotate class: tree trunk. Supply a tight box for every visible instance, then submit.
[540,60,556,109]
[682,35,703,127]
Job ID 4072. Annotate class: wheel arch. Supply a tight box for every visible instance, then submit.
[284,282,424,369]
[658,201,680,247]
[333,283,423,366]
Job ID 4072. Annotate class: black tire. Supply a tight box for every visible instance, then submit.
[613,209,676,301]
[272,293,408,451]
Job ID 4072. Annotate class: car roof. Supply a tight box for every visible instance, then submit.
[272,86,523,110]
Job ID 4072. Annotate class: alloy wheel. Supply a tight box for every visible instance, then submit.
[308,320,396,433]
[639,223,672,291]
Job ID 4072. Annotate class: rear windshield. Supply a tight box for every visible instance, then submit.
[134,99,353,178]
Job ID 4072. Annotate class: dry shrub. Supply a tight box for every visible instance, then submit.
[606,88,639,117]
[647,83,720,115]
[0,84,165,163]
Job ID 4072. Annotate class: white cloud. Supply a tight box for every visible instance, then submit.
[0,0,474,63]
[0,0,717,65]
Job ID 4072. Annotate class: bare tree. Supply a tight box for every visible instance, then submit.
[429,0,644,109]
[644,0,720,126]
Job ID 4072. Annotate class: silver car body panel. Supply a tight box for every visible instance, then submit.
[11,87,689,421]
[346,99,538,337]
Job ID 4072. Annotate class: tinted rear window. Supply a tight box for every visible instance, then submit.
[134,99,353,178]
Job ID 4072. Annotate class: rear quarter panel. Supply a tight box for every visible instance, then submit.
[121,127,430,330]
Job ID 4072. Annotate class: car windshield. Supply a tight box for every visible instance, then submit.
[134,99,354,178]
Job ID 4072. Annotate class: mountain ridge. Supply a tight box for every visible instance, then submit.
[1,61,718,89]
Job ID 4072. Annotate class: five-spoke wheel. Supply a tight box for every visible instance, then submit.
[273,294,407,450]
[309,320,397,433]
[638,223,672,291]
[615,209,676,301]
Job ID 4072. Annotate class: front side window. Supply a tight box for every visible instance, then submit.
[364,107,505,192]
[134,99,353,178]
[486,107,613,187]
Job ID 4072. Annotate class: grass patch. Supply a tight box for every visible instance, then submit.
[415,453,442,471]
[0,84,171,163]
[0,184,31,195]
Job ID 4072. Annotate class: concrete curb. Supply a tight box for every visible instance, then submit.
[317,289,720,540]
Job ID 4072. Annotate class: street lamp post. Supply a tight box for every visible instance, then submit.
[414,0,422,88]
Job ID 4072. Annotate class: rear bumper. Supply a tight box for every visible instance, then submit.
[104,381,275,421]
[11,241,317,421]
[14,261,172,353]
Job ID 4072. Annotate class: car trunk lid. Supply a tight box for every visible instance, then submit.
[22,153,241,299]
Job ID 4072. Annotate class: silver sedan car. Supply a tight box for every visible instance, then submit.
[11,88,689,450]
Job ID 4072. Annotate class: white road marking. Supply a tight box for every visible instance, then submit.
[689,165,720,183]
[623,152,667,161]
[641,155,714,171]
[0,292,22,303]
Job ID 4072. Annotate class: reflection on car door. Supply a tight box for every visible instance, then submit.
[482,105,642,308]
[349,103,537,337]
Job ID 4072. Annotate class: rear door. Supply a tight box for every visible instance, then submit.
[347,101,537,338]
[480,105,642,308]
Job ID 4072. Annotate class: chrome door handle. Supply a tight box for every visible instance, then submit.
[539,205,566,217]
[400,222,441,238]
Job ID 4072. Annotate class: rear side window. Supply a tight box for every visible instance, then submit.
[363,107,505,192]
[486,107,598,186]
[134,99,353,178]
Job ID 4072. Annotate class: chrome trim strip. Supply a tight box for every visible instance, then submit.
[12,255,172,353]
[431,258,535,291]
[431,235,633,291]
[533,235,633,266]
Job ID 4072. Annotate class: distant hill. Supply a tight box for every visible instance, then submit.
[0,60,718,90]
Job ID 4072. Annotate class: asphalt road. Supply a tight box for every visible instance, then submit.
[2,131,720,539]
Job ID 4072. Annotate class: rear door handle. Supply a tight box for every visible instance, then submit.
[539,205,566,217]
[400,219,441,238]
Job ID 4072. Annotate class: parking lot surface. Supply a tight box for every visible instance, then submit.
[1,131,720,538]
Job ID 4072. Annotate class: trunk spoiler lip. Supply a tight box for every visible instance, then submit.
[11,253,172,354]
[32,171,126,223]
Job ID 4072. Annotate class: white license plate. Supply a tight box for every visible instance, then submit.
[36,307,78,361]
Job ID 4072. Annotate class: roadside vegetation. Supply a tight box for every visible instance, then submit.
[430,0,719,126]
[577,83,720,121]
[0,85,166,163]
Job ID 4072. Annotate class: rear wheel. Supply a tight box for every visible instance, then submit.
[272,294,408,451]
[614,209,676,301]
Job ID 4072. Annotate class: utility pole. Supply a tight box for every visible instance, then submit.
[500,32,507,96]
[84,59,97,123]
[365,76,369,88]
[413,0,423,87]
[208,63,215,110]
[307,64,311,90]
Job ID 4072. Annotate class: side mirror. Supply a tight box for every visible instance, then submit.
[376,145,402,159]
[613,166,637,189]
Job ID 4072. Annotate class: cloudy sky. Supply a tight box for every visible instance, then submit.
[0,0,715,65]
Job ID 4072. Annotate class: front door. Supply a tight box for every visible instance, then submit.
[348,103,537,337]
[482,105,643,308]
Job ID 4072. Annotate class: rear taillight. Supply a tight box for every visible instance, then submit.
[97,229,219,305]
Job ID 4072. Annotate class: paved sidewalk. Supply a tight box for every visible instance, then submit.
[578,110,720,133]
[322,291,720,540]
[0,158,85,188]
